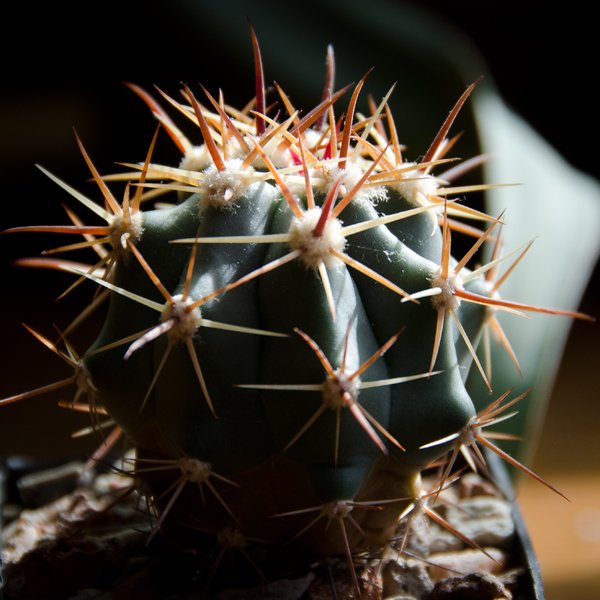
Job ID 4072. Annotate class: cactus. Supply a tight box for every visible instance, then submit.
[2,28,593,595]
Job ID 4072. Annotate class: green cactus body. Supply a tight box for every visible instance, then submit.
[4,36,591,589]
[77,137,484,555]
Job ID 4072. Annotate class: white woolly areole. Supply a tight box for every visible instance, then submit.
[301,129,324,149]
[431,270,463,311]
[326,162,388,206]
[460,418,480,446]
[179,145,212,173]
[263,142,295,169]
[161,294,202,342]
[393,162,441,207]
[201,159,256,209]
[177,457,212,482]
[222,136,295,169]
[110,210,144,253]
[288,207,346,269]
[322,371,360,409]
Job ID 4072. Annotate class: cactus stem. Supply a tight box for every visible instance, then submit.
[118,241,284,415]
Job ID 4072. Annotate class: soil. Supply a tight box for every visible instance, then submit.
[0,457,538,599]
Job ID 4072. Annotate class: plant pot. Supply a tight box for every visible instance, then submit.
[1,449,545,599]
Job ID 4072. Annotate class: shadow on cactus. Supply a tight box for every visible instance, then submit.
[2,27,593,597]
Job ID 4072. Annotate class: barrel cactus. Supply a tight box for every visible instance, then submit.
[2,28,592,595]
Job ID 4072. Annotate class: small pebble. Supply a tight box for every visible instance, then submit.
[444,497,514,548]
[428,547,507,582]
[428,572,512,599]
[458,473,502,499]
[382,557,433,599]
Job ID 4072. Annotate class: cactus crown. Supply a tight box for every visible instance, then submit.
[2,27,592,595]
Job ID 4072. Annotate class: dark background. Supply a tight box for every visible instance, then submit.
[0,2,598,597]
